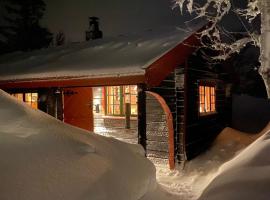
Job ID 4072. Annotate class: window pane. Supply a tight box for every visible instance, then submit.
[124,86,130,94]
[199,85,216,115]
[205,87,210,112]
[131,105,137,115]
[114,105,120,115]
[113,86,121,104]
[13,93,24,101]
[25,93,32,103]
[31,93,38,109]
[211,104,215,112]
[106,87,114,115]
[130,95,137,105]
[211,87,216,112]
[124,85,137,116]
[109,104,113,114]
[200,86,204,96]
[200,103,205,113]
[125,95,131,104]
[130,85,137,95]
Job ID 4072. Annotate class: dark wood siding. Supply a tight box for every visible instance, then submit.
[146,94,169,159]
[185,66,227,159]
[138,84,147,151]
[175,67,186,162]
[146,66,185,163]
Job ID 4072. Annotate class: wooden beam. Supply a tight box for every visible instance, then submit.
[125,103,131,129]
[137,84,147,152]
[0,75,145,89]
[182,60,188,162]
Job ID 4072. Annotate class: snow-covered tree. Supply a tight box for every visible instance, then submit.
[259,1,270,98]
[175,0,270,98]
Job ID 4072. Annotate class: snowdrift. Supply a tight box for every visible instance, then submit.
[154,126,268,200]
[199,123,270,200]
[0,90,156,200]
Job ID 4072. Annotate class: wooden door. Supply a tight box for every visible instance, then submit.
[63,87,93,131]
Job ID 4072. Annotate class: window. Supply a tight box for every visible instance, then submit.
[25,93,38,109]
[106,86,122,115]
[11,93,38,109]
[123,85,137,115]
[199,85,216,115]
[105,85,137,116]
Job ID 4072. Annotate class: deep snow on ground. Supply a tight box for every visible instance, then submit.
[199,124,270,200]
[154,126,267,200]
[0,90,177,200]
[93,112,268,200]
[2,88,269,200]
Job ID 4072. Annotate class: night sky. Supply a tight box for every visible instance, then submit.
[0,0,249,43]
[41,0,189,42]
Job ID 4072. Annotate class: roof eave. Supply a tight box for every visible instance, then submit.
[144,24,206,88]
[0,74,146,89]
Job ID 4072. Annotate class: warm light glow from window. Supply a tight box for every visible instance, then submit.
[25,93,38,109]
[199,85,216,115]
[124,85,137,115]
[11,93,38,109]
[105,85,137,116]
[12,93,24,102]
[106,86,121,115]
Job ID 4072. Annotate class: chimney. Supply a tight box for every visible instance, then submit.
[86,17,103,41]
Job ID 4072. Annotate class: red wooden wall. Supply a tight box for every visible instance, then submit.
[63,87,94,131]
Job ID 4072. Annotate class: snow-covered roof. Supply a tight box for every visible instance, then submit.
[0,23,205,82]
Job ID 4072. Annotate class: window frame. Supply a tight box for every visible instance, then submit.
[123,85,138,116]
[105,86,123,116]
[105,85,137,117]
[11,92,39,109]
[198,82,217,116]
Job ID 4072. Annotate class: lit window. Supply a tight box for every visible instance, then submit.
[11,93,24,102]
[105,85,137,116]
[11,93,38,109]
[106,86,121,115]
[25,93,38,109]
[123,85,137,115]
[199,85,216,115]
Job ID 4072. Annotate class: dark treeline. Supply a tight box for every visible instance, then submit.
[0,0,52,55]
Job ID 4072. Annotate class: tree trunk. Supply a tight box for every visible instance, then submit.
[259,0,270,98]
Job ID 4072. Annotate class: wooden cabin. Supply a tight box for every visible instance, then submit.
[0,23,228,169]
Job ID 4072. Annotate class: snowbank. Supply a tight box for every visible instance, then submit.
[154,126,267,200]
[199,123,270,200]
[0,90,158,200]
